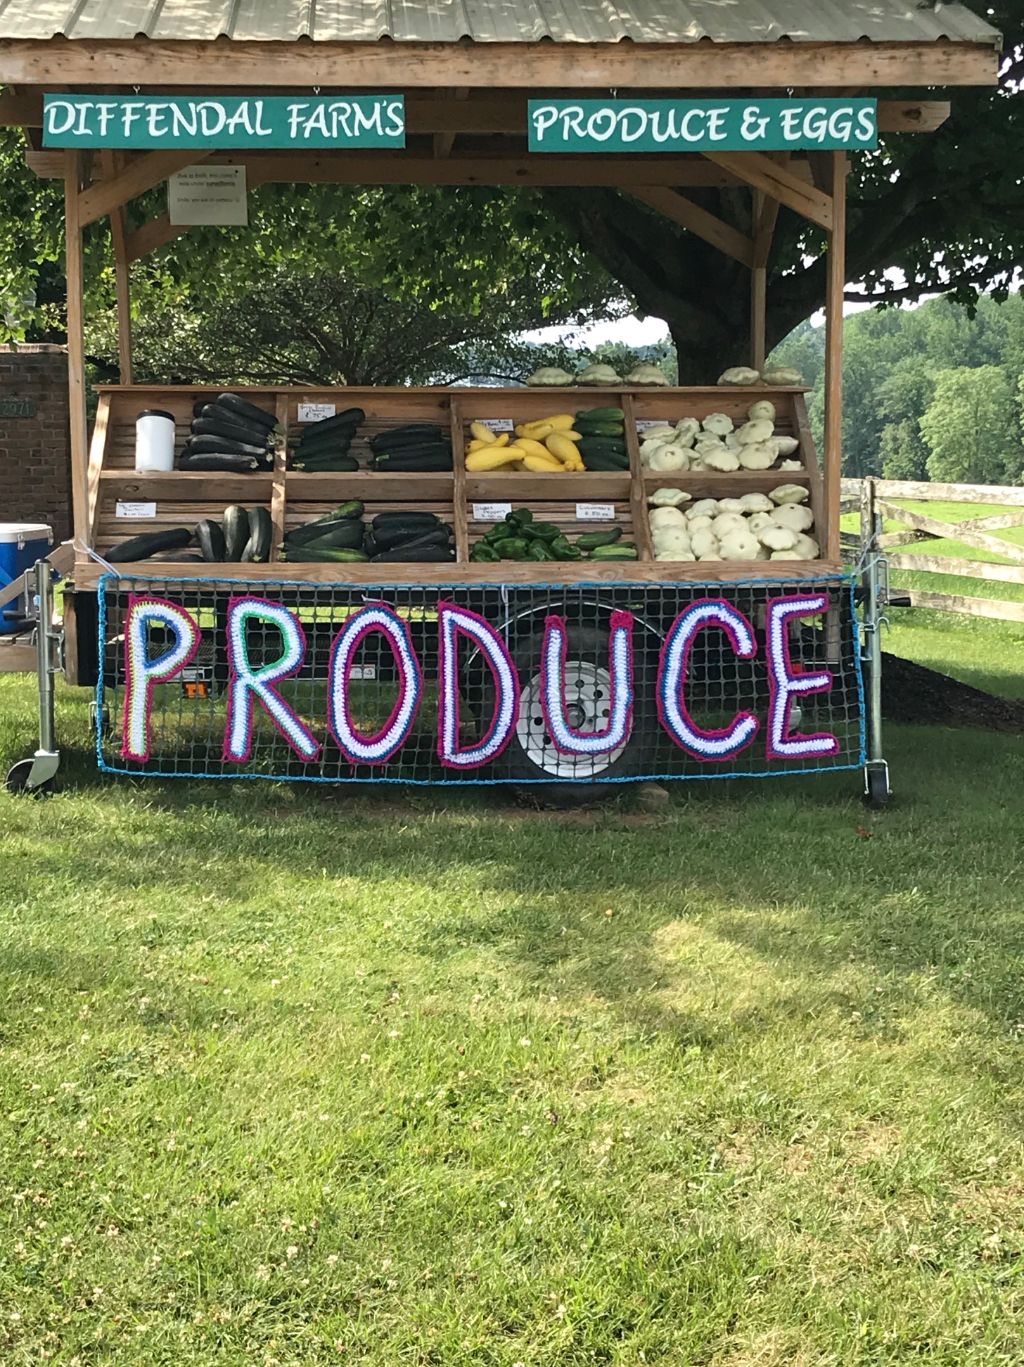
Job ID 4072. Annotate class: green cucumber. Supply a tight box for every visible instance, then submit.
[222,505,250,561]
[578,436,628,456]
[589,542,638,561]
[576,407,625,423]
[581,451,630,472]
[107,527,193,563]
[242,507,272,563]
[576,527,623,551]
[574,420,626,438]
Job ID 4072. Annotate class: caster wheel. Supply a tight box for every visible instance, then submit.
[5,759,56,797]
[863,767,890,810]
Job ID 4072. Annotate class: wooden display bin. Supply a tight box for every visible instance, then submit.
[78,384,834,589]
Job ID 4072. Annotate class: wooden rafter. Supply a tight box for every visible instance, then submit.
[0,40,996,89]
[703,149,833,231]
[78,149,205,226]
[629,187,754,268]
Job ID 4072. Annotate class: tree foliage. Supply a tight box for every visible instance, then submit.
[772,294,1024,483]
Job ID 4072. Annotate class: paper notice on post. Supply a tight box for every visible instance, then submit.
[168,165,248,226]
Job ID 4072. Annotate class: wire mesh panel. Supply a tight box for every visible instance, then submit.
[95,572,865,785]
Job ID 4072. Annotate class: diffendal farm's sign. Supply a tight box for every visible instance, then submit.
[528,99,878,153]
[43,94,406,149]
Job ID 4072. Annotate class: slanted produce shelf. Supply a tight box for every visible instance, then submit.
[82,384,831,583]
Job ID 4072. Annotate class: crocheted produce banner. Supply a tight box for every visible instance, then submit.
[95,574,865,786]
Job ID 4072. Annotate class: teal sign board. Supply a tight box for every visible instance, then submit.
[528,99,877,153]
[43,94,405,149]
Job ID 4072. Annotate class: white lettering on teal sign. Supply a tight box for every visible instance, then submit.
[43,95,405,149]
[528,99,877,153]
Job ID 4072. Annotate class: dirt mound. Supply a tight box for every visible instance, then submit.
[881,652,1024,733]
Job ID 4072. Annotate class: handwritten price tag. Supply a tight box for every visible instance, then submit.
[472,502,513,522]
[576,502,616,521]
[476,418,514,434]
[116,501,157,519]
[298,403,336,423]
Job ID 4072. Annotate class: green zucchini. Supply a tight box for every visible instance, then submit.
[373,451,453,472]
[312,501,364,524]
[287,520,365,552]
[281,546,369,564]
[194,410,272,447]
[372,511,441,531]
[216,394,277,430]
[242,507,272,563]
[107,527,192,563]
[178,451,261,473]
[187,434,269,459]
[576,527,623,551]
[370,423,446,452]
[370,545,455,563]
[372,520,449,551]
[299,407,365,438]
[222,505,250,561]
[291,455,359,473]
[195,519,226,562]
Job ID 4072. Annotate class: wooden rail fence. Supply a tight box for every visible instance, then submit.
[840,478,1024,625]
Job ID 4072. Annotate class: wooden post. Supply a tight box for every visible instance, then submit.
[750,262,767,372]
[103,151,133,384]
[823,153,847,564]
[64,150,90,550]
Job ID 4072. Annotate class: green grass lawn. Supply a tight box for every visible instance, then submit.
[1,615,1023,1363]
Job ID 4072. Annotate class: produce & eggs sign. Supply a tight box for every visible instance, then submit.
[107,584,853,781]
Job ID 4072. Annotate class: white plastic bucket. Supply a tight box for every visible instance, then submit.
[135,409,176,472]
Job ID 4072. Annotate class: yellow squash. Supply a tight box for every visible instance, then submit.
[522,452,564,473]
[470,421,497,444]
[465,445,526,471]
[545,433,583,465]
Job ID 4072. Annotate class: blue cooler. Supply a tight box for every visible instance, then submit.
[0,523,52,635]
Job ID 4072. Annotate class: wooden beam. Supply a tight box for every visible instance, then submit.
[64,151,90,550]
[823,152,846,564]
[433,88,468,159]
[886,553,1024,586]
[877,99,952,133]
[703,149,833,230]
[875,499,1024,564]
[850,477,1024,507]
[628,187,754,267]
[102,151,133,384]
[0,40,998,89]
[900,591,1024,624]
[750,176,783,371]
[78,149,203,227]
[166,153,745,189]
[0,93,957,134]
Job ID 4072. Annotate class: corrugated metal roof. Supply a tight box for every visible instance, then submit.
[0,0,1001,45]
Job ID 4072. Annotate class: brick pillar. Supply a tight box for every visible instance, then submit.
[0,344,72,541]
